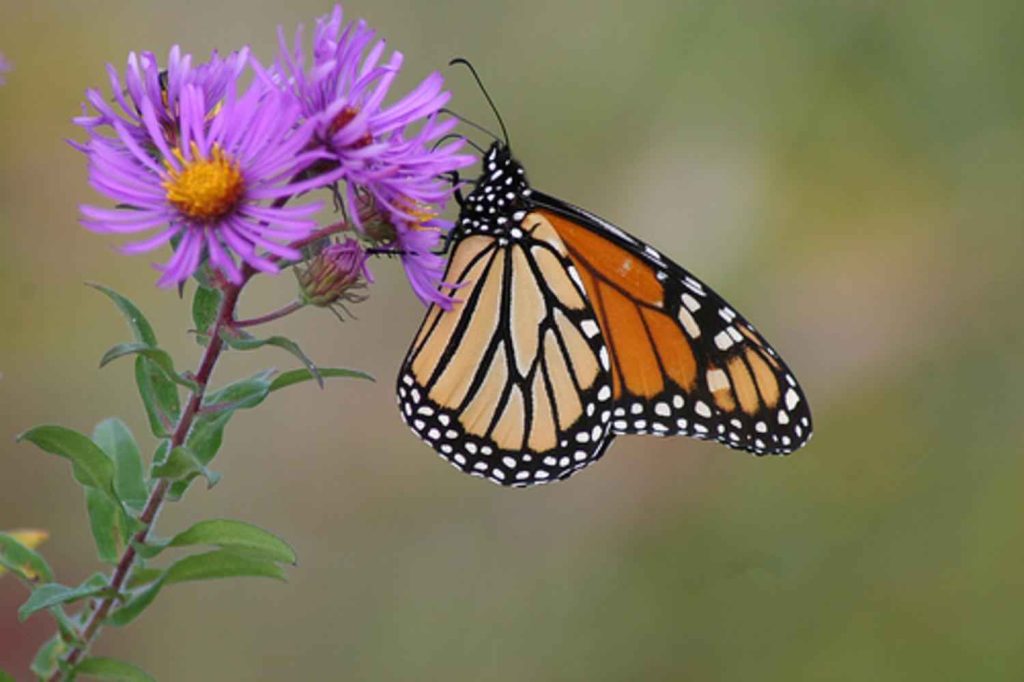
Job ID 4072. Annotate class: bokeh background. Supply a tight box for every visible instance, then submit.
[2,1,1023,679]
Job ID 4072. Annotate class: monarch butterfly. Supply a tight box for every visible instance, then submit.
[397,138,813,487]
[397,64,812,487]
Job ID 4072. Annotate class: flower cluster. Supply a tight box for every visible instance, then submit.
[75,5,474,306]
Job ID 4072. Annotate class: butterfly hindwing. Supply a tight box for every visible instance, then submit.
[397,181,616,486]
[532,192,813,454]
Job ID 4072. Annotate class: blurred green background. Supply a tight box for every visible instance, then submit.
[2,1,1023,679]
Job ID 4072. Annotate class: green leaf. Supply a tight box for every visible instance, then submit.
[164,549,287,585]
[0,532,53,582]
[106,580,162,627]
[222,330,323,388]
[135,356,180,438]
[151,446,220,488]
[87,283,158,346]
[93,419,148,512]
[192,285,222,335]
[109,550,285,627]
[167,372,272,500]
[0,669,15,682]
[86,488,126,563]
[187,373,272,461]
[17,426,115,497]
[167,520,296,564]
[132,539,170,560]
[101,343,197,391]
[19,573,109,620]
[52,605,85,646]
[30,635,66,679]
[269,367,374,392]
[72,657,155,682]
[126,566,165,590]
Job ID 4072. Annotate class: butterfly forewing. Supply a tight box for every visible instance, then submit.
[533,193,813,454]
[397,170,617,486]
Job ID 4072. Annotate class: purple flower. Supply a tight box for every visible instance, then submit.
[272,6,447,170]
[394,217,451,309]
[359,122,473,309]
[78,76,338,286]
[0,53,11,85]
[267,4,475,307]
[75,45,248,146]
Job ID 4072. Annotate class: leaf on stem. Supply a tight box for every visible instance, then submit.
[108,549,286,627]
[221,329,323,388]
[86,488,128,564]
[163,549,288,584]
[168,371,273,501]
[19,573,110,620]
[17,426,116,498]
[135,356,180,438]
[151,446,220,489]
[30,635,66,679]
[101,343,198,391]
[269,367,374,392]
[87,283,183,443]
[51,605,85,646]
[139,519,296,564]
[87,283,158,346]
[93,418,148,512]
[192,285,222,337]
[72,657,156,682]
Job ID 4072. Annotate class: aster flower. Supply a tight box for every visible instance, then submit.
[266,4,475,307]
[75,45,249,146]
[0,53,11,85]
[272,6,449,170]
[78,77,339,286]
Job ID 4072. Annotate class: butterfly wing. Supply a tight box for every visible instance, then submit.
[531,192,813,455]
[397,220,616,486]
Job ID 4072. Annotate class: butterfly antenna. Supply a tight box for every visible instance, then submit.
[448,58,510,148]
[440,107,501,143]
[433,132,486,156]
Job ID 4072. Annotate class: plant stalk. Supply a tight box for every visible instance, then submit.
[234,299,304,328]
[52,283,242,679]
[49,219,350,679]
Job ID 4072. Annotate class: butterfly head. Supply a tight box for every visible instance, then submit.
[457,142,533,235]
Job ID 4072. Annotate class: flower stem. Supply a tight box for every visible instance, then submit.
[234,299,305,328]
[49,218,351,680]
[52,283,243,680]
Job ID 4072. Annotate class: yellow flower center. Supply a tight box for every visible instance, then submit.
[163,143,245,222]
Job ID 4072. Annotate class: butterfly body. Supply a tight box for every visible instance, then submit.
[398,143,811,487]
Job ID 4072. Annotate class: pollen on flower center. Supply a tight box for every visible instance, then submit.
[404,201,441,232]
[164,143,245,222]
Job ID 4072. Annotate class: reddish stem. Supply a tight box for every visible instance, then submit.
[234,299,304,328]
[53,284,240,679]
[51,219,351,680]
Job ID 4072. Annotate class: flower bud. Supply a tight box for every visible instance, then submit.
[296,239,372,308]
[354,188,398,244]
